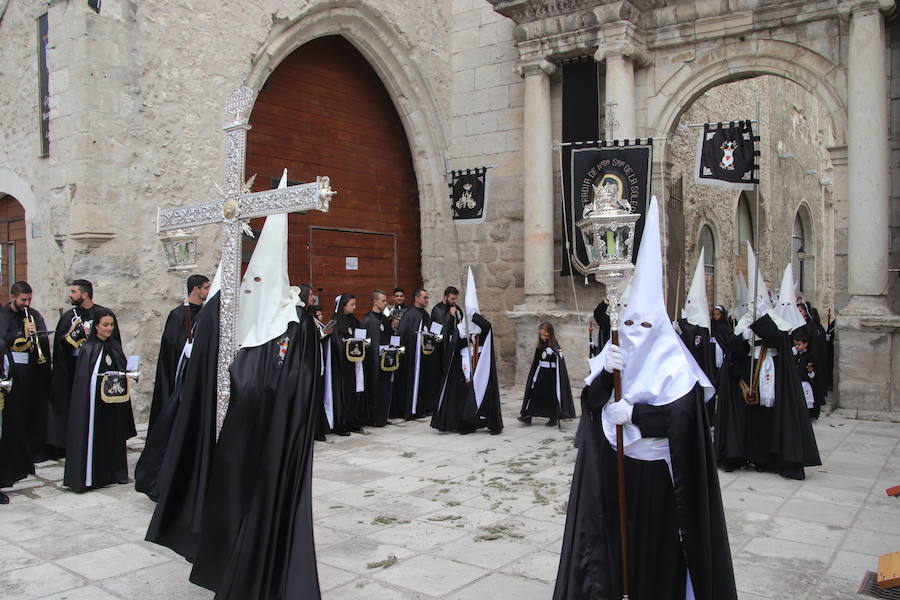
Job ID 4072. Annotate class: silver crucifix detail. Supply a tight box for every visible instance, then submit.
[156,86,335,434]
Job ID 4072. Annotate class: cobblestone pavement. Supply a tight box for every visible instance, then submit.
[0,387,898,599]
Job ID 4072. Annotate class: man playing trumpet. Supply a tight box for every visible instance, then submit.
[0,281,52,463]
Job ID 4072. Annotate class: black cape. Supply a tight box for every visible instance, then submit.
[189,313,320,599]
[749,314,821,479]
[360,310,392,427]
[0,341,33,488]
[48,304,116,450]
[0,305,52,461]
[324,299,364,433]
[714,333,754,470]
[148,303,200,430]
[135,303,201,499]
[555,372,737,600]
[677,318,716,420]
[442,313,503,434]
[396,306,433,419]
[145,293,220,559]
[63,323,136,493]
[520,344,576,420]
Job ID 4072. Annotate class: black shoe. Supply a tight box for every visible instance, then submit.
[314,434,327,442]
[335,430,351,437]
[489,429,502,435]
[0,491,9,504]
[517,415,531,425]
[546,419,558,427]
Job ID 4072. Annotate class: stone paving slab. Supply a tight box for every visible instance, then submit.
[0,386,897,599]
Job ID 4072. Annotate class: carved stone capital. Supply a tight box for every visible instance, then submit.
[515,58,557,78]
[594,20,650,67]
[838,0,895,19]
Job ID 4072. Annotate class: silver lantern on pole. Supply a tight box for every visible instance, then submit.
[572,176,640,321]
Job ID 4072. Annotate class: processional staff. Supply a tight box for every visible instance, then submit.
[572,181,639,600]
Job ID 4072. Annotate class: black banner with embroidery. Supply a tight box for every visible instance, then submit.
[449,168,488,223]
[562,140,653,275]
[694,120,759,190]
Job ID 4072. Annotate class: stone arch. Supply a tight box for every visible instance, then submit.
[0,168,37,219]
[651,40,847,149]
[243,3,448,282]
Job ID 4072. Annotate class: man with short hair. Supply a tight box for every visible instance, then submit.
[396,288,435,418]
[391,287,407,313]
[0,281,52,464]
[430,286,461,402]
[49,280,115,454]
[135,274,210,500]
[361,290,392,427]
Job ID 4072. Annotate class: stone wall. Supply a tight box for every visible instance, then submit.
[669,75,835,316]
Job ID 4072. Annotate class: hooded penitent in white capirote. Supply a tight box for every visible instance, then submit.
[734,241,774,335]
[236,169,300,348]
[684,247,711,331]
[773,263,807,333]
[734,271,748,320]
[613,196,714,408]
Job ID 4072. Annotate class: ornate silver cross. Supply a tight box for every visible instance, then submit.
[156,86,335,433]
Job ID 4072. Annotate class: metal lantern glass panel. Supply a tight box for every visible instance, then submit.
[573,174,640,282]
[160,230,199,271]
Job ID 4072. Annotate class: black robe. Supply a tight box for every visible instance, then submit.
[189,313,320,599]
[148,303,200,431]
[749,314,822,480]
[713,333,757,470]
[0,305,52,462]
[592,301,612,357]
[145,293,220,559]
[430,322,468,433]
[63,329,136,493]
[48,303,116,450]
[360,310,391,427]
[555,372,737,600]
[458,314,503,434]
[324,307,364,433]
[396,306,433,419]
[520,344,576,420]
[135,303,201,500]
[794,348,820,418]
[677,318,716,420]
[0,342,33,488]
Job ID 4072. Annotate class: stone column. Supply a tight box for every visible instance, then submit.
[595,20,647,141]
[845,0,891,311]
[602,53,636,139]
[518,58,557,305]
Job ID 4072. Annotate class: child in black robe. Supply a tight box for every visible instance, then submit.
[519,322,575,426]
[63,308,136,493]
[792,331,820,419]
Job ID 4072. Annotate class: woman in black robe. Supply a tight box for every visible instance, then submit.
[189,310,321,599]
[519,322,575,426]
[63,308,136,493]
[0,341,30,504]
[324,294,364,435]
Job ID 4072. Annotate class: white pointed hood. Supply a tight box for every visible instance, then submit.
[206,260,222,304]
[746,241,771,314]
[773,263,807,333]
[684,247,711,330]
[618,197,714,405]
[237,168,300,348]
[734,271,749,320]
[462,265,482,336]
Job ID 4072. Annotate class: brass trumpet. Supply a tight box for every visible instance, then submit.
[23,307,48,365]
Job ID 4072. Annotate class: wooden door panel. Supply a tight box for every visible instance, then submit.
[245,35,422,314]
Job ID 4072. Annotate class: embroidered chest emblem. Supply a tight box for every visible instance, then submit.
[276,335,290,366]
[105,354,112,366]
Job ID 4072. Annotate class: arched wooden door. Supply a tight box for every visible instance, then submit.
[245,35,422,318]
[0,195,26,305]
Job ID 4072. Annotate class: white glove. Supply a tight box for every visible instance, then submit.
[606,399,633,425]
[672,320,682,335]
[604,344,625,373]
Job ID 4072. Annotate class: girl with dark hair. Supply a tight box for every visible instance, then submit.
[323,294,365,435]
[519,322,575,427]
[63,308,136,492]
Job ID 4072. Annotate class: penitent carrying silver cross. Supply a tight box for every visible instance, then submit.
[156,86,335,434]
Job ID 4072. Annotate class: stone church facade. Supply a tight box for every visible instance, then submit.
[0,0,896,417]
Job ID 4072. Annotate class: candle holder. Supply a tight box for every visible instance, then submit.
[160,229,199,271]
